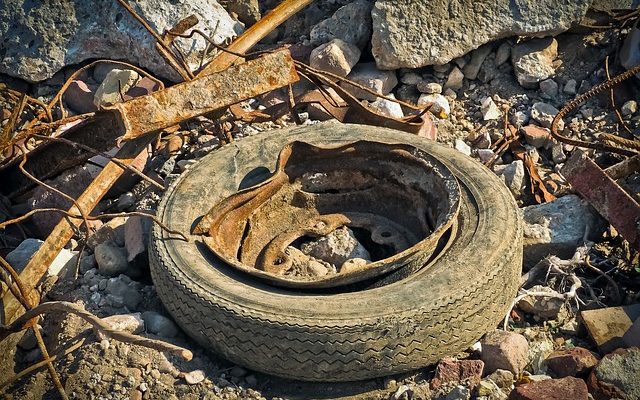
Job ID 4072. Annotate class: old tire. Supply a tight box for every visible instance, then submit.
[149,123,522,382]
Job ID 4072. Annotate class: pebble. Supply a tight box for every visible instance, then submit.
[476,148,495,163]
[309,38,361,77]
[444,385,471,400]
[399,71,422,85]
[521,125,550,148]
[513,110,530,126]
[563,79,577,95]
[487,369,514,391]
[368,94,404,119]
[551,142,567,164]
[342,62,398,100]
[106,277,142,309]
[481,97,501,120]
[183,370,206,385]
[495,160,525,197]
[418,93,450,116]
[494,42,511,66]
[417,81,442,94]
[621,100,637,116]
[141,311,180,338]
[531,102,563,130]
[444,66,464,91]
[94,69,140,107]
[455,139,472,156]
[95,242,129,277]
[539,78,559,98]
[463,44,492,80]
[301,226,370,266]
[509,376,588,400]
[545,347,600,378]
[430,357,484,390]
[99,313,145,335]
[481,330,530,375]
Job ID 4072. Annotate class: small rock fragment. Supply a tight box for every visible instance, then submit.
[309,39,361,77]
[444,66,465,90]
[487,369,514,392]
[481,97,501,120]
[309,0,372,49]
[509,376,588,400]
[368,94,404,119]
[455,139,472,156]
[621,100,637,117]
[531,102,562,130]
[417,81,442,94]
[124,216,151,262]
[521,125,550,149]
[545,347,600,378]
[539,79,559,98]
[400,71,422,85]
[105,276,142,309]
[495,42,511,66]
[551,143,567,164]
[99,313,145,336]
[301,227,370,267]
[495,160,525,197]
[463,44,492,80]
[517,285,564,319]
[476,148,495,163]
[88,217,127,249]
[481,330,529,375]
[418,93,450,116]
[511,38,558,89]
[64,80,97,114]
[430,357,484,390]
[183,370,206,385]
[141,311,179,338]
[563,79,577,95]
[95,242,129,277]
[94,69,140,107]
[342,62,398,101]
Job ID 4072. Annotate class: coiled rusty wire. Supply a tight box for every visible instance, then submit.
[551,63,640,157]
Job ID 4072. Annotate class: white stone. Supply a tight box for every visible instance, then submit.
[531,102,562,130]
[455,139,472,156]
[481,97,501,120]
[309,38,361,77]
[495,160,525,197]
[301,226,371,266]
[418,93,450,116]
[341,62,398,101]
[511,38,558,89]
[622,100,638,116]
[444,66,465,91]
[94,69,139,107]
[368,94,404,119]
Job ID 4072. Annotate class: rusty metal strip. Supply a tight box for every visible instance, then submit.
[562,149,640,249]
[112,50,298,141]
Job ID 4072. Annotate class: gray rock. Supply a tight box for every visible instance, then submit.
[463,44,493,80]
[0,0,242,82]
[623,317,640,347]
[495,160,525,197]
[310,0,373,49]
[301,227,371,266]
[370,0,588,70]
[511,38,558,89]
[444,385,471,400]
[551,143,567,164]
[495,42,511,66]
[514,110,530,126]
[455,139,472,156]
[399,71,422,85]
[539,79,559,98]
[79,253,97,274]
[481,97,501,120]
[476,148,496,163]
[116,192,136,211]
[95,241,129,277]
[590,348,640,400]
[142,311,180,338]
[309,39,361,77]
[94,69,139,107]
[342,63,397,101]
[105,276,142,309]
[563,79,578,95]
[621,100,637,116]
[522,195,602,268]
[218,0,260,26]
[444,66,465,91]
[368,94,404,119]
[531,102,562,130]
[124,216,151,262]
[417,81,442,94]
[6,238,77,278]
[418,93,450,116]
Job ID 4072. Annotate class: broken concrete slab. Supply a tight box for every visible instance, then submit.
[0,0,243,82]
[581,304,640,353]
[370,0,589,69]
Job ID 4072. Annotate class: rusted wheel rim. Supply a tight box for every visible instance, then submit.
[193,140,461,288]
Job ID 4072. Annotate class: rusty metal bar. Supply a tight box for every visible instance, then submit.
[113,50,298,141]
[562,150,640,249]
